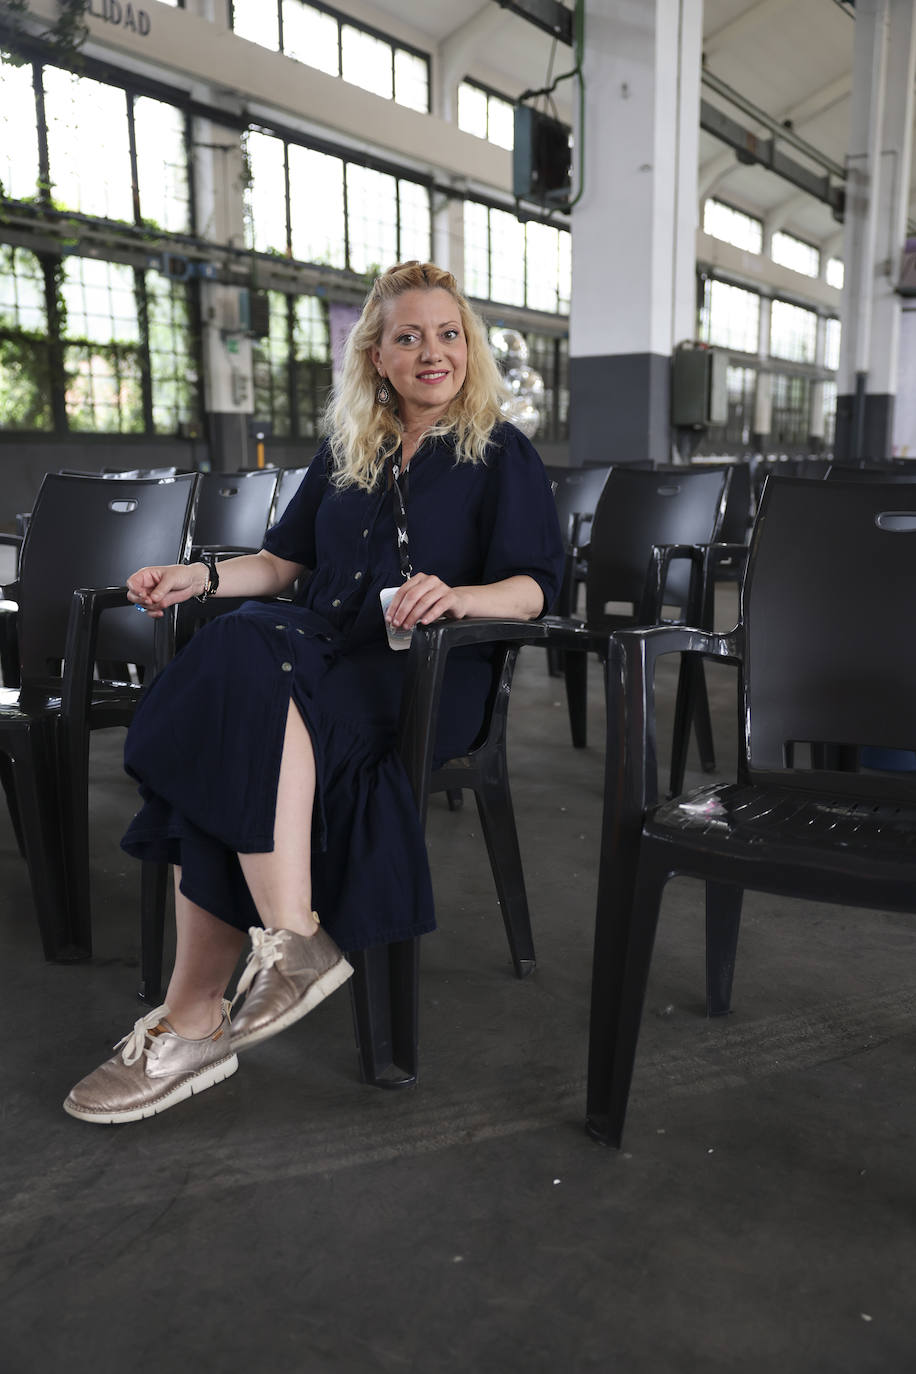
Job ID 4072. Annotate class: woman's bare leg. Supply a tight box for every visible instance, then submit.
[164,868,247,1038]
[237,699,320,938]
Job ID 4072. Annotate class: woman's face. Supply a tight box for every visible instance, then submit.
[370,287,468,429]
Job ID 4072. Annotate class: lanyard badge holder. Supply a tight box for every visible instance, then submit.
[380,455,414,651]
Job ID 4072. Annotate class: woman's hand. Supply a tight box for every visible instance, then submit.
[384,573,471,630]
[126,563,207,618]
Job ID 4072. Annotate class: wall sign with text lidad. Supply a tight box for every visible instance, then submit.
[87,0,152,36]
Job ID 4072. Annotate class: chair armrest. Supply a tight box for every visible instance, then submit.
[607,622,741,815]
[640,543,706,626]
[397,617,549,820]
[0,533,22,549]
[59,586,174,721]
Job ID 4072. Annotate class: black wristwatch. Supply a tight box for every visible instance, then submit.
[195,553,220,602]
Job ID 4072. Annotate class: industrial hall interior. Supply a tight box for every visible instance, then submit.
[2,0,916,1371]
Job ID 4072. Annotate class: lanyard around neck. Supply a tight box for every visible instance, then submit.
[388,452,413,581]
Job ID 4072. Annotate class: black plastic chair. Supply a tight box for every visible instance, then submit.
[545,465,731,795]
[0,472,199,961]
[271,466,310,525]
[192,468,280,555]
[542,465,612,676]
[825,463,916,481]
[136,614,550,1087]
[585,475,916,1147]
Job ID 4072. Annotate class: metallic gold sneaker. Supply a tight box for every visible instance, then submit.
[231,921,354,1052]
[63,1004,238,1125]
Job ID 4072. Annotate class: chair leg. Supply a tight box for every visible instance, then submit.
[546,645,565,678]
[473,775,536,978]
[139,859,169,1004]
[0,750,25,856]
[9,730,85,961]
[586,855,667,1149]
[564,650,589,748]
[348,939,419,1088]
[445,789,464,812]
[705,880,743,1017]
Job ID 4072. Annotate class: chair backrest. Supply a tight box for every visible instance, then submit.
[16,472,199,681]
[825,463,916,482]
[545,466,612,547]
[192,468,280,550]
[101,466,188,480]
[271,466,309,525]
[741,476,916,793]
[657,461,752,546]
[585,466,729,622]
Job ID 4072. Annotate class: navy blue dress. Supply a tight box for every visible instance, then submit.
[121,423,564,952]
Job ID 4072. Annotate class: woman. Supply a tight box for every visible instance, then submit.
[64,261,564,1125]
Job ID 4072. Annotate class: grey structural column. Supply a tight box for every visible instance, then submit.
[569,0,703,465]
[836,0,916,460]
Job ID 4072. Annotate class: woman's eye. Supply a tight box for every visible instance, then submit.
[395,333,417,345]
[442,329,459,341]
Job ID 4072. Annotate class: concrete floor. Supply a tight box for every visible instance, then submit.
[2,587,916,1373]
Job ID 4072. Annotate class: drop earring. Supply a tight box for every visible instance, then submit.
[375,378,391,406]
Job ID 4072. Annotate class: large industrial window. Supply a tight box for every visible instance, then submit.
[770,298,817,363]
[698,278,760,354]
[771,373,810,445]
[826,257,844,289]
[724,365,756,447]
[0,245,53,431]
[702,199,763,254]
[458,80,515,150]
[245,129,431,273]
[0,57,40,201]
[822,380,838,446]
[771,230,819,279]
[251,290,331,439]
[524,331,569,442]
[230,1,430,112]
[824,317,841,371]
[462,201,571,313]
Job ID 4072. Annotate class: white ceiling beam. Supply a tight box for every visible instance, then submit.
[781,73,852,129]
[698,149,739,203]
[704,0,797,58]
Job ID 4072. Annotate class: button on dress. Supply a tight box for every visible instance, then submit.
[120,424,564,953]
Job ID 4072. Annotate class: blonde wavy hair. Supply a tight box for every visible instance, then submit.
[324,261,509,491]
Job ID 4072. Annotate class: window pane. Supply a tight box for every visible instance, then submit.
[725,365,756,446]
[146,273,198,433]
[463,201,490,298]
[0,246,52,432]
[282,1,339,75]
[489,208,525,306]
[61,257,139,345]
[770,298,817,362]
[64,344,144,432]
[771,373,809,444]
[346,164,397,275]
[134,97,190,233]
[699,278,760,353]
[288,145,345,268]
[824,316,841,371]
[292,293,331,438]
[826,256,844,289]
[822,379,838,444]
[487,94,515,151]
[703,199,762,254]
[244,131,288,255]
[557,229,571,313]
[398,180,431,264]
[0,55,40,201]
[0,244,47,333]
[233,0,279,49]
[252,291,291,438]
[525,221,559,312]
[394,49,428,113]
[341,26,392,100]
[43,67,133,221]
[458,82,488,139]
[771,230,819,278]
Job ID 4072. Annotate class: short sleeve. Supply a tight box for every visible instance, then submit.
[479,424,565,614]
[262,443,332,568]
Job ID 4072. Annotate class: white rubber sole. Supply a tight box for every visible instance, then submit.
[232,957,355,1052]
[63,1053,239,1125]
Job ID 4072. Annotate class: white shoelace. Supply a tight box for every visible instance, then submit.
[232,928,290,1008]
[115,1004,171,1065]
[113,999,231,1064]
